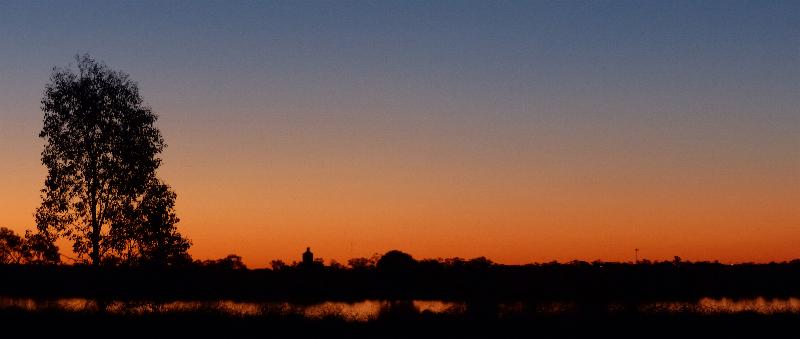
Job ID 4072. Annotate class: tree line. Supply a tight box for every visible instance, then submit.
[4,248,800,302]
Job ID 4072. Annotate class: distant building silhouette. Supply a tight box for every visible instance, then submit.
[303,247,314,266]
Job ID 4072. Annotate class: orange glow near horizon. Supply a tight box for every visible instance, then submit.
[3,113,796,268]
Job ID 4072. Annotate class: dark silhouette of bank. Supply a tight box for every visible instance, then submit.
[2,248,800,337]
[3,249,800,303]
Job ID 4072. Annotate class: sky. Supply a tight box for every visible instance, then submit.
[0,1,798,267]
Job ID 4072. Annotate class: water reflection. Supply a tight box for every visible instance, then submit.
[645,297,800,314]
[0,297,463,321]
[2,297,799,319]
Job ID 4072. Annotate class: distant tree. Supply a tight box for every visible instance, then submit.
[442,257,466,269]
[0,227,24,264]
[376,250,417,273]
[222,254,246,270]
[348,257,371,270]
[35,54,189,266]
[348,255,380,270]
[417,258,444,272]
[466,256,494,270]
[270,260,289,271]
[21,230,61,264]
[202,254,247,270]
[328,259,346,270]
[0,227,60,265]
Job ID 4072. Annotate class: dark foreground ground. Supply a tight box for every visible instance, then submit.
[3,262,800,338]
[1,306,798,339]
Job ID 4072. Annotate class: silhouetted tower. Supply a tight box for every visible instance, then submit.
[635,248,639,264]
[303,247,314,266]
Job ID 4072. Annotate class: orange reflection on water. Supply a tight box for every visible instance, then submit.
[4,297,800,318]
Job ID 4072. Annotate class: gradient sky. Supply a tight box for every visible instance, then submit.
[0,1,798,267]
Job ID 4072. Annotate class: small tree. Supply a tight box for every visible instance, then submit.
[36,54,189,266]
[0,228,24,264]
[202,254,247,270]
[376,250,417,273]
[348,257,376,270]
[0,227,60,265]
[21,231,61,264]
[270,259,289,271]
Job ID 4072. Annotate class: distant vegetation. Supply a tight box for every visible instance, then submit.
[3,248,800,303]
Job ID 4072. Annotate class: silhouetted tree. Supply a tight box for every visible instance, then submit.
[202,254,247,270]
[0,227,60,265]
[0,227,24,264]
[442,257,467,269]
[348,255,380,270]
[466,257,494,270]
[270,260,289,271]
[21,230,61,264]
[35,54,188,265]
[328,259,346,270]
[418,258,445,271]
[377,250,417,273]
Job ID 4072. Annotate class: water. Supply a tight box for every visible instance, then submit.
[1,297,798,320]
[644,297,800,314]
[0,298,465,321]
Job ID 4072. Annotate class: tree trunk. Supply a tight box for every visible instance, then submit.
[90,144,100,266]
[91,191,100,266]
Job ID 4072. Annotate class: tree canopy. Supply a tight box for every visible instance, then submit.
[35,54,190,266]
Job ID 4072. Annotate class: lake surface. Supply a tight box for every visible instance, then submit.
[2,297,798,320]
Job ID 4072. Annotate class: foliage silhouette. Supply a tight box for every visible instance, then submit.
[200,254,247,270]
[0,227,23,264]
[110,181,191,266]
[376,250,416,273]
[0,227,60,265]
[5,250,800,303]
[20,230,61,265]
[348,254,380,271]
[35,54,189,266]
[270,259,289,271]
